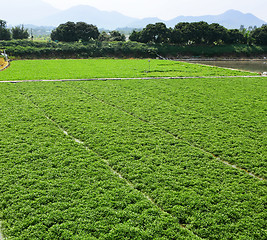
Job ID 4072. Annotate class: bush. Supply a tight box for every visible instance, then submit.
[0,40,157,59]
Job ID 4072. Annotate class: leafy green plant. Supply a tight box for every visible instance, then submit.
[0,59,257,81]
[0,85,199,240]
[2,76,264,240]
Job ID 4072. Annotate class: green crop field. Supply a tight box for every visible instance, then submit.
[0,59,266,240]
[0,59,259,81]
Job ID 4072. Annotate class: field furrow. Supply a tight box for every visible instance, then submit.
[0,85,200,240]
[71,77,267,178]
[12,81,266,240]
[70,85,265,181]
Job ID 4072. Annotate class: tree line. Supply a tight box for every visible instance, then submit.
[49,21,267,46]
[50,21,126,42]
[1,19,266,46]
[130,22,267,45]
[0,20,29,40]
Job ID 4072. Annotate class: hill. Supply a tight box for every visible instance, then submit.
[33,8,267,29]
[34,5,137,29]
[1,0,266,29]
[165,9,266,29]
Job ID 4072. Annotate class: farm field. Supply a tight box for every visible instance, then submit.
[0,86,199,240]
[0,59,259,81]
[0,59,266,240]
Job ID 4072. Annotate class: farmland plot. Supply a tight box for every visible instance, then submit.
[6,78,266,240]
[0,86,200,240]
[0,59,258,81]
[70,77,267,178]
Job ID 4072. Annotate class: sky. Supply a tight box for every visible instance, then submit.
[42,0,267,21]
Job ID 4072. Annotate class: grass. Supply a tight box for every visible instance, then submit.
[0,58,258,81]
[0,59,266,239]
[0,85,199,240]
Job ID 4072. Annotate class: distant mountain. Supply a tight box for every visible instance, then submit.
[0,0,59,25]
[165,10,266,29]
[1,0,266,30]
[129,10,266,29]
[127,17,163,28]
[34,5,138,29]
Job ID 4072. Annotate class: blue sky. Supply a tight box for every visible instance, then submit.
[42,0,267,21]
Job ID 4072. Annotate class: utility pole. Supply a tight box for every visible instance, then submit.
[31,28,33,41]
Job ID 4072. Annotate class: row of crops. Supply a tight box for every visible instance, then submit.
[0,75,266,239]
[0,59,259,81]
[0,85,198,239]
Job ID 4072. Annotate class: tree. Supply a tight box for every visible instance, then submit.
[0,20,11,40]
[11,25,29,39]
[137,23,170,44]
[251,25,267,45]
[188,21,210,44]
[129,30,141,42]
[51,22,79,42]
[207,23,228,44]
[109,31,126,41]
[225,29,246,44]
[98,31,110,41]
[171,22,229,45]
[171,22,191,44]
[153,22,170,43]
[76,22,99,42]
[51,22,100,42]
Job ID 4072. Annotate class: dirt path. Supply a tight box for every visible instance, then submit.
[0,75,265,83]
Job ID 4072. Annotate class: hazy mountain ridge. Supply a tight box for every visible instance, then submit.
[129,10,266,29]
[167,10,266,29]
[1,0,266,30]
[34,5,137,29]
[1,0,59,25]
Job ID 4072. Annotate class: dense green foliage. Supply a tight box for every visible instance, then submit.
[11,25,29,40]
[72,77,266,178]
[51,22,100,42]
[108,31,126,42]
[0,40,156,58]
[251,25,267,45]
[130,23,170,44]
[0,75,265,239]
[129,22,267,45]
[1,39,266,59]
[0,20,29,41]
[0,59,257,81]
[50,22,126,43]
[0,85,199,240]
[0,20,11,41]
[156,44,267,58]
[49,20,267,46]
